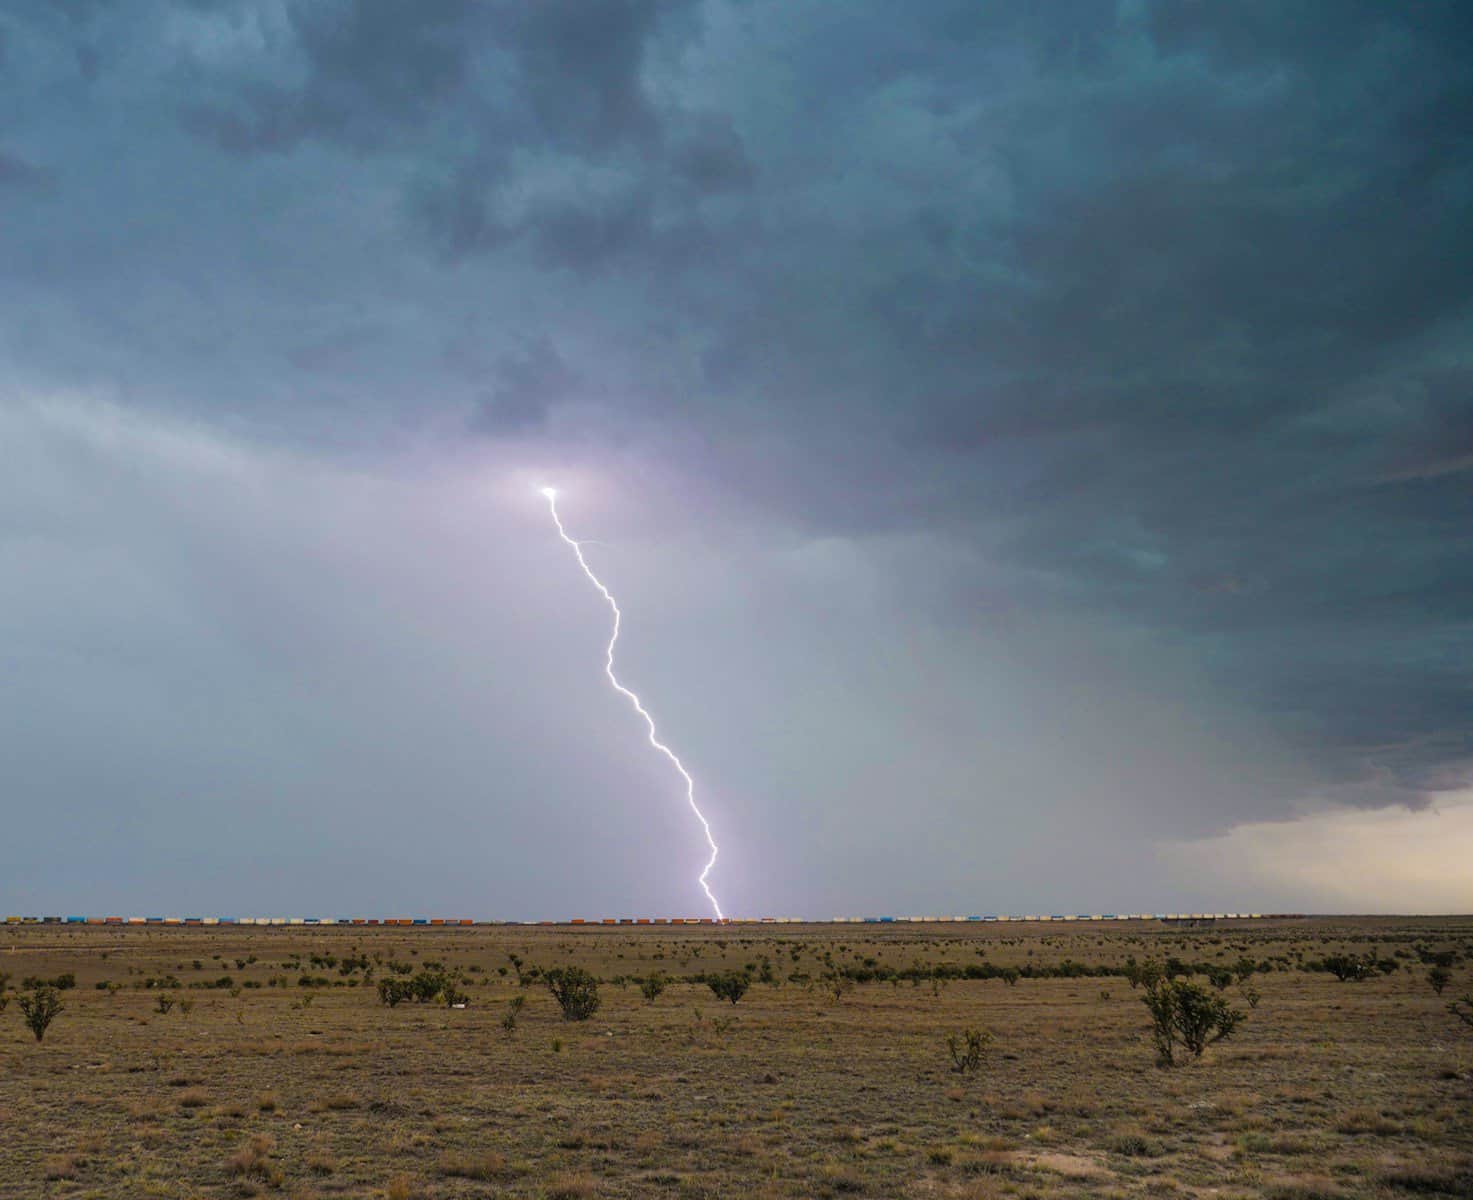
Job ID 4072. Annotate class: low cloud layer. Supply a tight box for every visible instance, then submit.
[1,3,1470,913]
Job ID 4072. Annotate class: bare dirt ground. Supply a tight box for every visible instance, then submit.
[1,917,1469,1199]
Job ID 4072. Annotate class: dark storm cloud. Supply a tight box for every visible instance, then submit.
[671,113,754,194]
[0,149,54,191]
[471,338,578,434]
[180,1,477,154]
[2,0,1471,913]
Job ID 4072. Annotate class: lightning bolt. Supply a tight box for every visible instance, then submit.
[540,487,724,921]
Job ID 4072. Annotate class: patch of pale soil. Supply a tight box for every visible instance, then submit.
[1025,1151,1109,1178]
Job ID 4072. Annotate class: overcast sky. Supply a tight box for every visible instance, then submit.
[3,1,1471,918]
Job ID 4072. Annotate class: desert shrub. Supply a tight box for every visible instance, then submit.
[640,973,667,1003]
[502,994,525,1036]
[1143,978,1244,1065]
[820,966,853,1003]
[22,973,76,991]
[1319,954,1374,982]
[1450,995,1473,1028]
[19,987,64,1042]
[1428,966,1451,995]
[707,971,750,1005]
[155,993,175,1014]
[946,1027,991,1074]
[410,970,450,1003]
[377,969,463,1007]
[1206,966,1235,991]
[1106,1133,1163,1157]
[545,967,601,1020]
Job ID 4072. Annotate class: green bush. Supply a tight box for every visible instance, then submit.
[501,994,525,1036]
[21,973,75,991]
[946,1027,991,1074]
[639,973,667,1004]
[1143,978,1244,1065]
[544,967,600,1021]
[1206,966,1235,991]
[20,986,64,1042]
[706,972,750,1005]
[1428,966,1451,995]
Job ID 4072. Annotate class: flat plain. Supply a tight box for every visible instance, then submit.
[1,917,1469,1199]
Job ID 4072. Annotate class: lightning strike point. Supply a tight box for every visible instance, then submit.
[540,487,724,922]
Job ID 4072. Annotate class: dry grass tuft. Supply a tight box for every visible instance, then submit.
[1378,1165,1470,1194]
[1334,1107,1401,1136]
[306,1149,339,1176]
[1262,1175,1346,1200]
[176,1087,209,1109]
[226,1134,280,1187]
[544,1171,597,1199]
[958,1149,1020,1176]
[438,1151,508,1181]
[819,1162,865,1193]
[42,1154,80,1181]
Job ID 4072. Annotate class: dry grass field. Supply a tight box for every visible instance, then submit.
[1,918,1469,1199]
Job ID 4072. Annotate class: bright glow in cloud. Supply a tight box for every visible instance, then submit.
[541,487,725,919]
[1164,794,1473,913]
